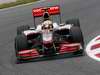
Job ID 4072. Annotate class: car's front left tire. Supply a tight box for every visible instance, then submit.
[66,18,80,27]
[70,26,84,55]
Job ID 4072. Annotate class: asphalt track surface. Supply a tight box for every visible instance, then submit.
[0,0,100,75]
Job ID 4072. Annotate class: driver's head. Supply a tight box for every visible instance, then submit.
[42,20,53,31]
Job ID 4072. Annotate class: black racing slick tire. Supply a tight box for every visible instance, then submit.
[15,34,30,63]
[70,26,84,55]
[70,26,84,47]
[15,34,29,52]
[66,18,80,27]
[17,25,30,35]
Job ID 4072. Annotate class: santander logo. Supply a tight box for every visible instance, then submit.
[86,35,100,61]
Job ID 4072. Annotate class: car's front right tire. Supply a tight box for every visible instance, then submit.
[15,34,29,51]
[17,25,30,35]
[15,34,29,62]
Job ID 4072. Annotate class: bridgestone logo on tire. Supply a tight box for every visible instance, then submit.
[86,35,100,61]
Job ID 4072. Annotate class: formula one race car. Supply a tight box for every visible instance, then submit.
[15,6,84,63]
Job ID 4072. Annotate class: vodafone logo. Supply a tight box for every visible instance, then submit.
[49,6,59,10]
[86,35,100,61]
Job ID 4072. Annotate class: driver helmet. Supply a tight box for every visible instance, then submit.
[42,20,53,31]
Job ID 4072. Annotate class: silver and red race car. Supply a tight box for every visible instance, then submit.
[15,6,84,63]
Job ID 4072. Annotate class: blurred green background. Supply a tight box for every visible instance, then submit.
[0,0,38,9]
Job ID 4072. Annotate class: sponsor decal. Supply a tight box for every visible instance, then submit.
[86,35,100,61]
[32,6,60,17]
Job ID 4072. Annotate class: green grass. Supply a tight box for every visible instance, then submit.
[0,0,38,9]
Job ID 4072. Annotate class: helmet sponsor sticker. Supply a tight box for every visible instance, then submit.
[86,35,100,61]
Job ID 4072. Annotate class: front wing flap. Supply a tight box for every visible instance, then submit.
[16,43,84,63]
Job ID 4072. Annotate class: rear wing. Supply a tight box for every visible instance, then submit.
[32,6,61,28]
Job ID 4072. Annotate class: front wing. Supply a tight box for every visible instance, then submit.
[16,43,84,63]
